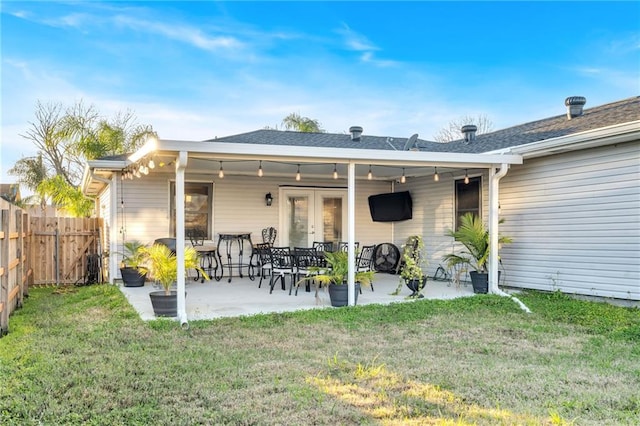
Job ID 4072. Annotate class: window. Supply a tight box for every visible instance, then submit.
[170,182,213,238]
[455,176,481,230]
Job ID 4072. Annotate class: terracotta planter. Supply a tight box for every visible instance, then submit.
[328,283,360,307]
[120,267,147,287]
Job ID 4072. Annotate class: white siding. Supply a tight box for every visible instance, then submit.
[499,140,640,301]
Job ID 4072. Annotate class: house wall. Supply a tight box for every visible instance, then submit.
[108,171,394,280]
[499,140,640,301]
[394,170,490,278]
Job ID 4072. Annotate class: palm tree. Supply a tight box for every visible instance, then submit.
[281,113,324,133]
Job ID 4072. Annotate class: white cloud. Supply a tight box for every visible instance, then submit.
[113,15,243,52]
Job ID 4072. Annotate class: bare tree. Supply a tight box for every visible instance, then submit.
[281,112,324,133]
[433,114,493,142]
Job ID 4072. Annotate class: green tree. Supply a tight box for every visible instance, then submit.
[281,112,324,133]
[8,100,156,217]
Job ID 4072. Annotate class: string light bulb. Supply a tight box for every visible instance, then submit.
[400,168,406,184]
[148,159,155,169]
[464,169,469,184]
[258,160,263,177]
[434,167,439,182]
[333,163,338,180]
[218,162,224,179]
[295,164,301,181]
[367,165,372,180]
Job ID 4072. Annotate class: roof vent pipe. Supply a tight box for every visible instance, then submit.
[565,96,586,119]
[349,126,363,141]
[461,124,477,143]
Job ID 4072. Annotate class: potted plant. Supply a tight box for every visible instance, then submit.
[394,235,428,298]
[144,243,209,317]
[119,240,148,287]
[443,212,512,294]
[298,250,375,307]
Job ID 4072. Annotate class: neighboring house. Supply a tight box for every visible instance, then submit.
[0,183,21,204]
[82,96,640,309]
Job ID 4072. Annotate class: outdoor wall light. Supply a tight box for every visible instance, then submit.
[265,192,273,206]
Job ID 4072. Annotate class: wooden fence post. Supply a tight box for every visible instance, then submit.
[0,209,9,334]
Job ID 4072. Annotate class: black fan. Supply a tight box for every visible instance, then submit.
[373,243,400,273]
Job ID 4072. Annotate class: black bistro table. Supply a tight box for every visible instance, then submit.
[217,232,255,282]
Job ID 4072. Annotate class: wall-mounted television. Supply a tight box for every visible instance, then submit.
[368,191,413,222]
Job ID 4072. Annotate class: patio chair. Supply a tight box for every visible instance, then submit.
[254,242,273,288]
[268,246,296,294]
[356,244,376,292]
[154,237,176,255]
[292,247,324,295]
[186,228,217,282]
[337,241,359,252]
[312,241,334,252]
[261,227,277,245]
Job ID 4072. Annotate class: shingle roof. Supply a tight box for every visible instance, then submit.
[429,96,640,153]
[206,96,639,154]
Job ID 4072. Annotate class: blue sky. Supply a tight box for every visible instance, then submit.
[2,1,639,184]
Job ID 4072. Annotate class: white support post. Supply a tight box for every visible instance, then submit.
[111,173,121,284]
[488,166,500,293]
[347,161,356,306]
[176,151,188,326]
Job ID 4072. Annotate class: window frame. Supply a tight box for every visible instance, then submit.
[454,175,482,230]
[169,181,213,239]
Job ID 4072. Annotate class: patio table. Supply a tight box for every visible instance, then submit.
[217,232,255,283]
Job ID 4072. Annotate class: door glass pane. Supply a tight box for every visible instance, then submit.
[322,197,342,246]
[288,196,309,247]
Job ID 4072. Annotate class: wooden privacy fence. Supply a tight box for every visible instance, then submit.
[30,216,104,286]
[0,199,29,335]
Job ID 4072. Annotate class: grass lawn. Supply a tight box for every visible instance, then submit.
[1,285,638,425]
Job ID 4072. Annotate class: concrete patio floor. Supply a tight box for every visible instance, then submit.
[119,272,476,321]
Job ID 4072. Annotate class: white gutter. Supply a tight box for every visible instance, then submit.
[489,163,531,313]
[175,151,189,327]
[132,139,523,169]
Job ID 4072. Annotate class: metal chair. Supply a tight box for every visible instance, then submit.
[184,229,218,282]
[356,245,376,292]
[312,241,334,252]
[254,242,273,288]
[268,246,295,294]
[261,227,277,245]
[154,238,176,255]
[337,241,359,252]
[292,247,324,295]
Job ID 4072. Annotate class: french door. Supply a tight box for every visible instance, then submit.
[280,188,346,248]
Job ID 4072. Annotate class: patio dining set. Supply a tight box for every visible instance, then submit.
[252,241,376,296]
[162,228,379,297]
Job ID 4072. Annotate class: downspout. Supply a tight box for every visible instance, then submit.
[489,164,531,313]
[175,152,189,327]
[347,161,356,306]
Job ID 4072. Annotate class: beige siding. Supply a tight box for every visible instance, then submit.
[112,171,393,249]
[499,141,640,300]
[212,175,392,246]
